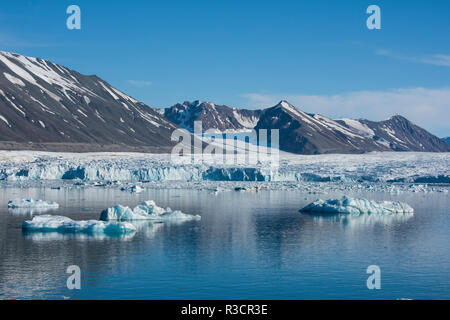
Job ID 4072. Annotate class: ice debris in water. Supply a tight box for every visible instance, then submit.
[121,185,143,193]
[22,215,136,234]
[8,199,59,209]
[300,196,414,214]
[100,200,201,221]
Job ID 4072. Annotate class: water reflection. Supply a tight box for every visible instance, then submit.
[22,230,136,241]
[0,186,448,299]
[305,212,414,228]
[21,221,185,241]
[8,207,59,216]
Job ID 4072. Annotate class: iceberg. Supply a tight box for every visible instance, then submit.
[100,200,201,221]
[22,215,137,235]
[8,199,59,209]
[300,196,414,215]
[121,185,143,193]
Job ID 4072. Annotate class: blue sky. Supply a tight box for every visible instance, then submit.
[0,0,449,136]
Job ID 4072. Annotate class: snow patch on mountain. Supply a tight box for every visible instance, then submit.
[3,72,25,87]
[338,119,375,137]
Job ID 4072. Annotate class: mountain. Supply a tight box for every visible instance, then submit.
[1,51,447,155]
[253,101,450,154]
[0,51,178,152]
[254,101,385,154]
[162,99,449,154]
[443,137,450,145]
[162,100,261,132]
[338,115,450,152]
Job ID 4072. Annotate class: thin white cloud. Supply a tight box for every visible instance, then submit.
[419,54,450,67]
[127,80,152,87]
[242,87,450,137]
[0,32,53,48]
[376,49,450,67]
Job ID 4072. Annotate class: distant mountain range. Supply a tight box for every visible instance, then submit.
[164,100,450,154]
[162,100,261,132]
[0,51,448,154]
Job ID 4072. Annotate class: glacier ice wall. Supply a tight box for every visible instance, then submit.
[0,151,448,183]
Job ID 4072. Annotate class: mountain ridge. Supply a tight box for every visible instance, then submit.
[0,51,178,152]
[0,51,448,154]
[162,100,261,132]
[165,99,449,154]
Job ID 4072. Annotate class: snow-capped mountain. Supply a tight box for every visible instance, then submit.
[254,101,384,154]
[161,100,448,154]
[255,101,450,154]
[0,51,447,155]
[162,100,261,132]
[0,51,178,152]
[338,116,450,152]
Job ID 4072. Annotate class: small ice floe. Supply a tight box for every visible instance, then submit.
[8,199,59,209]
[210,186,231,195]
[121,185,143,193]
[100,200,201,222]
[300,196,414,215]
[93,182,107,187]
[22,215,136,235]
[234,186,261,192]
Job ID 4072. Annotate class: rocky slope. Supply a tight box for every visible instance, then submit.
[0,51,178,152]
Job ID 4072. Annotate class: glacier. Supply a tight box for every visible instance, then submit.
[99,200,201,221]
[22,215,137,235]
[8,199,59,209]
[0,151,448,184]
[300,196,414,215]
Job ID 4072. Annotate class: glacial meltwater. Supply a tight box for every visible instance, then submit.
[0,185,448,299]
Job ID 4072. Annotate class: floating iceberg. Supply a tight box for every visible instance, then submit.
[22,215,137,235]
[121,185,143,193]
[100,200,201,221]
[300,196,414,214]
[8,199,59,209]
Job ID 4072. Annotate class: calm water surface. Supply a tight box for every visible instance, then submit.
[0,186,448,299]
